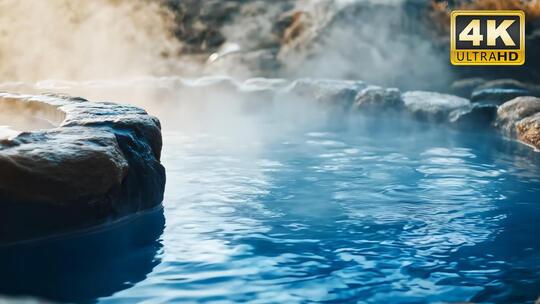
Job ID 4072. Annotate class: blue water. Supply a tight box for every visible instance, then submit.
[0,116,539,303]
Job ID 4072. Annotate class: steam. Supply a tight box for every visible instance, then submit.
[0,0,180,82]
[0,0,454,140]
[274,0,453,91]
[0,0,451,88]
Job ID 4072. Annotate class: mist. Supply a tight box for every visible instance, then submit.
[0,0,180,82]
[0,0,454,140]
[0,0,452,89]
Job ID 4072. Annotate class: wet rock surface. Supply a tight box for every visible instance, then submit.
[353,86,403,112]
[0,93,165,244]
[470,80,540,105]
[495,97,540,136]
[495,96,540,149]
[402,91,470,123]
[449,104,498,131]
[516,113,540,149]
[285,78,367,109]
[450,78,487,98]
[471,88,532,105]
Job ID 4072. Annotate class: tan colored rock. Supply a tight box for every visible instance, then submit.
[402,91,470,123]
[495,96,540,137]
[354,86,403,111]
[516,113,540,148]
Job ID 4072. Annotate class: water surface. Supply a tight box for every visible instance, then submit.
[2,116,540,303]
[114,117,540,303]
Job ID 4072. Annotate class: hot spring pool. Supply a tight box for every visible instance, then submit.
[0,116,539,303]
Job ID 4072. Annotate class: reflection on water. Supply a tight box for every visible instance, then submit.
[0,207,165,302]
[100,117,539,304]
[1,115,540,303]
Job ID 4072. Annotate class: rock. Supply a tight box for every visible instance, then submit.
[285,78,367,109]
[241,77,290,91]
[495,96,540,138]
[353,86,403,111]
[449,104,498,130]
[0,93,165,244]
[167,0,239,53]
[476,79,540,91]
[207,48,281,77]
[402,91,470,123]
[180,75,239,93]
[450,77,486,98]
[273,10,305,42]
[0,128,128,204]
[516,113,540,149]
[276,2,336,65]
[471,79,540,105]
[471,88,532,105]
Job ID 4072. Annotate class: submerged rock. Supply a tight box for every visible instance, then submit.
[0,93,165,244]
[495,96,540,149]
[402,91,470,123]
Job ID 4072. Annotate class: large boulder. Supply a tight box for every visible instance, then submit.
[402,91,470,123]
[495,96,540,138]
[0,93,165,244]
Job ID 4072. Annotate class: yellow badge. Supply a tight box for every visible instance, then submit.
[451,10,525,65]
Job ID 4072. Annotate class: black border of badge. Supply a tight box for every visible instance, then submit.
[451,10,525,65]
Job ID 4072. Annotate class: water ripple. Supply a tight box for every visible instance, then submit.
[100,123,540,304]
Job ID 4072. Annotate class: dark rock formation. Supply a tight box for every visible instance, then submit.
[449,104,498,131]
[470,79,540,105]
[450,77,486,98]
[476,79,540,92]
[471,88,533,105]
[495,96,540,149]
[402,91,470,123]
[165,0,294,54]
[165,0,237,53]
[161,1,540,87]
[0,93,165,244]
